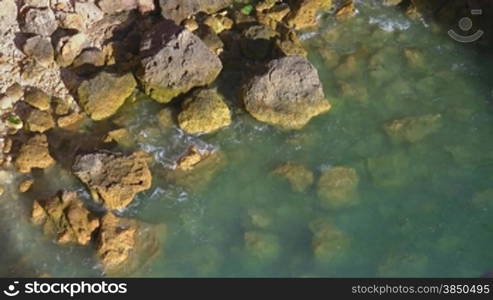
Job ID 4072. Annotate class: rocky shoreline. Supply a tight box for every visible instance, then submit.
[0,0,491,276]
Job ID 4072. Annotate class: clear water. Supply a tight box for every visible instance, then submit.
[2,3,493,277]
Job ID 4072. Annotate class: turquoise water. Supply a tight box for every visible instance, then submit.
[2,3,493,277]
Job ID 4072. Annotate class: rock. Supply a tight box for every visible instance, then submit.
[0,84,24,110]
[103,128,134,147]
[275,28,307,57]
[246,208,272,229]
[72,151,152,210]
[0,187,4,196]
[157,107,176,129]
[203,15,234,34]
[178,88,231,135]
[58,12,85,31]
[240,24,278,60]
[176,146,211,171]
[57,112,85,128]
[403,48,425,69]
[335,0,356,18]
[22,36,54,68]
[31,190,99,246]
[74,1,104,29]
[24,88,51,111]
[56,33,88,67]
[183,18,199,32]
[317,166,359,209]
[244,231,280,260]
[15,134,55,173]
[77,71,136,121]
[272,162,314,192]
[310,219,349,261]
[138,20,223,103]
[284,0,332,29]
[22,8,58,36]
[241,56,331,129]
[159,0,233,24]
[26,109,55,133]
[383,114,442,143]
[382,0,403,6]
[96,213,163,276]
[19,179,34,193]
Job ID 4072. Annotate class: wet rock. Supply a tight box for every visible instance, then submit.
[244,231,280,260]
[22,36,54,68]
[159,0,233,24]
[96,213,164,276]
[77,71,136,121]
[56,33,88,67]
[317,166,359,209]
[335,0,356,18]
[383,114,442,143]
[241,56,331,129]
[176,146,212,171]
[310,219,349,261]
[24,88,51,111]
[19,179,34,193]
[15,134,55,173]
[31,190,100,246]
[73,151,152,210]
[103,128,134,148]
[22,8,58,36]
[272,162,314,192]
[26,109,55,133]
[284,0,332,29]
[178,88,231,135]
[138,20,223,103]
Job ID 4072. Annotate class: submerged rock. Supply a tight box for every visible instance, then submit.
[97,213,164,276]
[272,162,314,192]
[310,219,349,261]
[244,231,280,260]
[31,191,100,246]
[178,88,231,135]
[77,71,137,121]
[241,56,331,130]
[73,151,152,210]
[284,0,332,29]
[138,20,223,103]
[367,151,410,187]
[317,166,359,209]
[18,179,34,193]
[159,0,233,24]
[15,134,55,173]
[383,114,442,143]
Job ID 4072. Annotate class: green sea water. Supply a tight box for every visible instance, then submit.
[2,2,493,277]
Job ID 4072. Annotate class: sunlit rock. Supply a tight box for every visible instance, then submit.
[26,109,55,133]
[159,0,233,24]
[284,0,332,29]
[24,88,51,111]
[15,134,55,173]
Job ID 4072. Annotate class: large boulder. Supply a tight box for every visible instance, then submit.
[241,56,331,129]
[72,151,152,210]
[31,191,100,246]
[15,134,55,173]
[77,71,137,121]
[138,20,223,103]
[159,0,233,24]
[177,88,231,135]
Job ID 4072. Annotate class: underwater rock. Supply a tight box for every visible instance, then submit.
[77,71,137,121]
[241,56,331,130]
[310,219,349,261]
[15,134,55,173]
[284,0,332,29]
[21,8,58,36]
[244,231,280,260]
[178,88,231,135]
[72,151,152,210]
[272,162,314,193]
[367,151,410,187]
[138,20,223,103]
[176,146,213,171]
[317,166,359,209]
[31,190,100,246]
[246,208,272,229]
[96,213,164,276]
[159,0,233,24]
[383,114,442,143]
[24,88,51,111]
[157,107,176,129]
[18,179,34,193]
[26,109,55,133]
[22,36,55,68]
[103,128,134,148]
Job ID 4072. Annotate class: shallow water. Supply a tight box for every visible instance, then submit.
[2,2,493,277]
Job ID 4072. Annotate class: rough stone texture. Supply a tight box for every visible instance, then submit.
[26,109,55,133]
[241,56,331,130]
[317,166,359,209]
[24,88,51,111]
[98,0,155,14]
[21,8,58,36]
[285,0,332,29]
[72,151,152,210]
[77,71,137,121]
[178,89,231,135]
[31,191,100,246]
[138,20,223,103]
[96,213,164,276]
[15,134,55,173]
[272,162,314,192]
[56,33,88,67]
[383,114,442,143]
[159,0,233,24]
[22,36,55,68]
